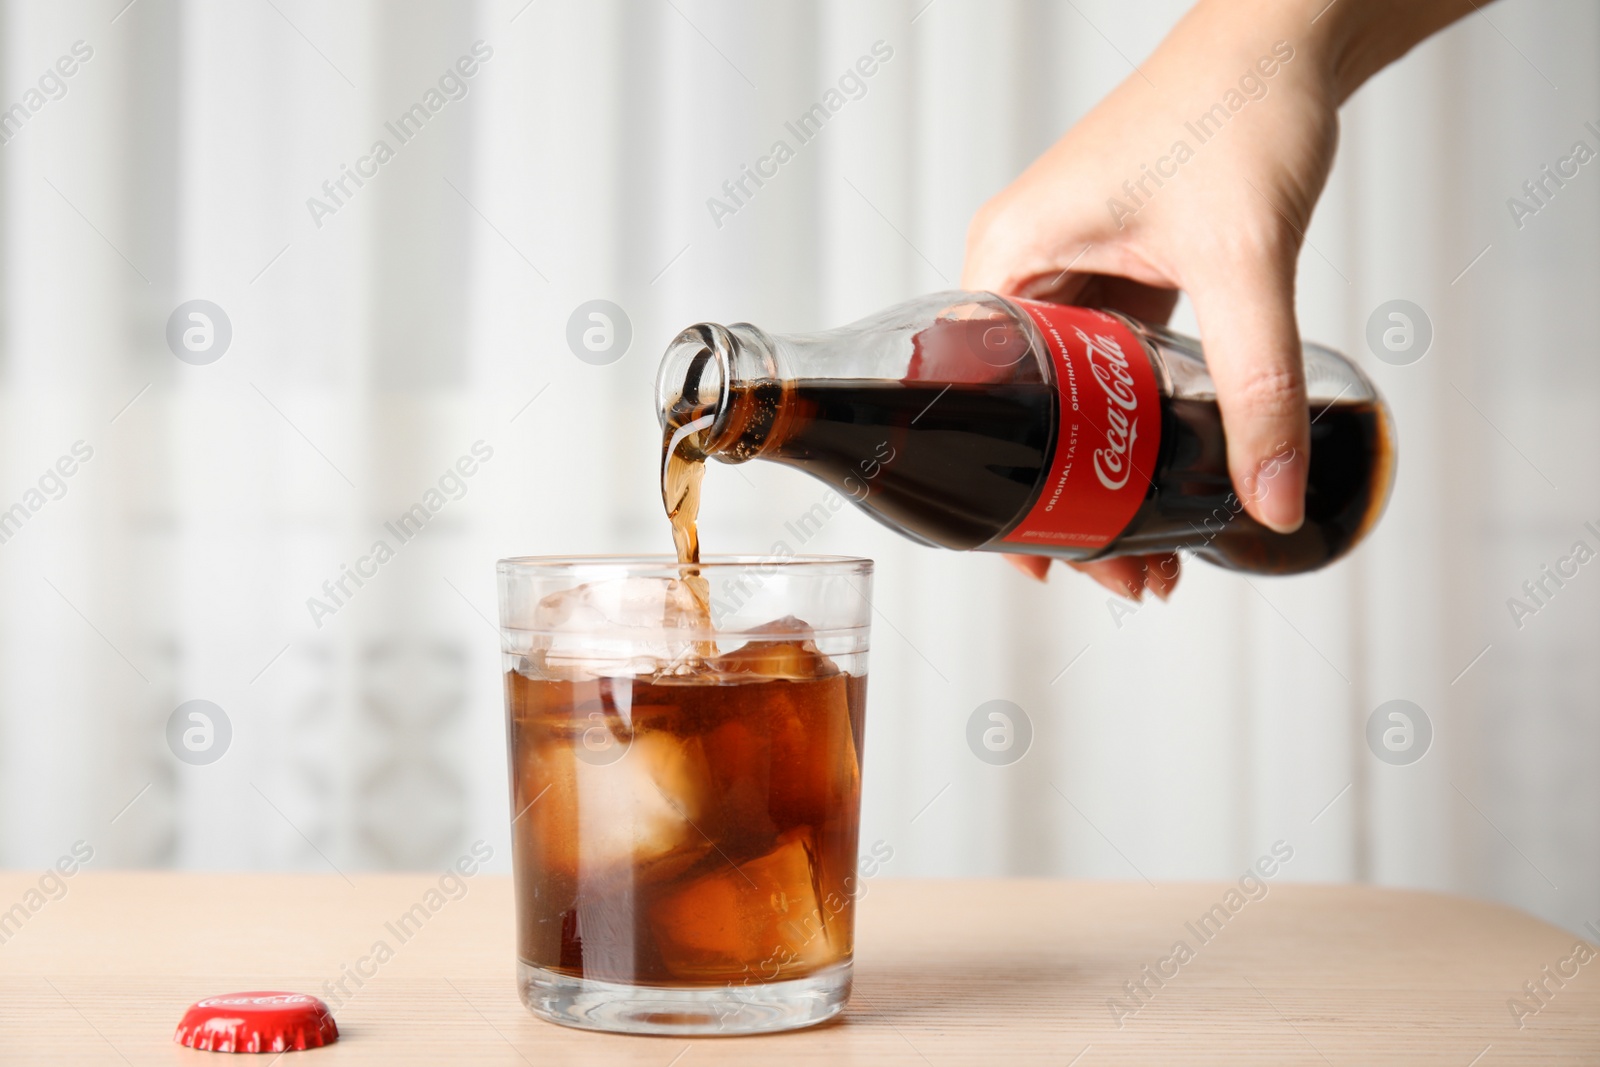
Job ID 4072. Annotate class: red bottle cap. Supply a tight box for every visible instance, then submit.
[173,991,338,1054]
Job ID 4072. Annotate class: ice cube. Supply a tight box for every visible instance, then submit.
[698,713,778,855]
[648,828,838,982]
[767,674,859,829]
[711,616,839,680]
[545,577,705,632]
[519,729,714,880]
[531,577,708,675]
[704,618,860,854]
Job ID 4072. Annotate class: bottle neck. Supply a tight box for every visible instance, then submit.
[656,321,790,463]
[657,293,1061,463]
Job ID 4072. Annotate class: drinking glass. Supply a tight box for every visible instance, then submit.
[497,554,872,1035]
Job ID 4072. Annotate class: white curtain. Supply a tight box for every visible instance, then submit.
[1,0,1595,937]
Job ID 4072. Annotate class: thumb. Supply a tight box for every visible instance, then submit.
[1186,256,1309,534]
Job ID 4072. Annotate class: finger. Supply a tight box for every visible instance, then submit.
[1004,553,1051,583]
[1068,274,1180,327]
[1187,253,1309,534]
[1068,557,1148,601]
[1144,553,1182,601]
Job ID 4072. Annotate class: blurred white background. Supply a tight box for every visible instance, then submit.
[1,0,1596,938]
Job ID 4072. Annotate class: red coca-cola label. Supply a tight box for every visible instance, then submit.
[1001,300,1162,552]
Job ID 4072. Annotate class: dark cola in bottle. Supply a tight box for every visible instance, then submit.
[656,293,1395,576]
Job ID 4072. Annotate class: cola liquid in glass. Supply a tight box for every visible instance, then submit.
[507,646,865,987]
[656,293,1396,576]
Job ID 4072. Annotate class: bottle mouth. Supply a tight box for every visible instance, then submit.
[656,320,786,462]
[655,322,735,447]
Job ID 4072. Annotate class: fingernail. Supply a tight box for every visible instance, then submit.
[1145,554,1181,602]
[1006,555,1050,583]
[1095,574,1136,601]
[1251,453,1305,534]
[1136,562,1160,601]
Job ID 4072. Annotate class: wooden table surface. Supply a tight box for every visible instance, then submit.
[0,872,1595,1064]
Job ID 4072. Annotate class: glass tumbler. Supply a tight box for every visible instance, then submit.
[497,554,872,1035]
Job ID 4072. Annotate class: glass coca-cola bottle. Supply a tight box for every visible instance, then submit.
[656,292,1395,575]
